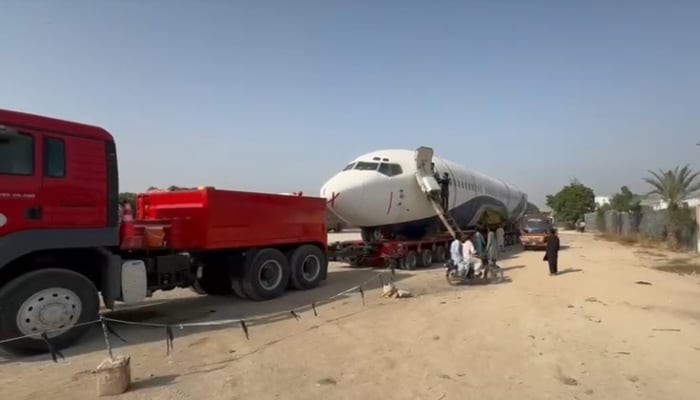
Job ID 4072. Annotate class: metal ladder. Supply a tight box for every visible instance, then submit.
[413,146,462,240]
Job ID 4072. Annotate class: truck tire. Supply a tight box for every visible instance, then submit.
[193,265,233,296]
[435,246,446,263]
[288,245,326,290]
[403,251,418,270]
[361,228,383,242]
[241,248,290,301]
[0,269,100,355]
[231,279,248,299]
[419,249,433,267]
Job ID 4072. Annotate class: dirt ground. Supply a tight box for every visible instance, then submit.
[2,231,700,400]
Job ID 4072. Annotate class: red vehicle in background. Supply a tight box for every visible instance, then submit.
[0,109,328,355]
[519,213,552,250]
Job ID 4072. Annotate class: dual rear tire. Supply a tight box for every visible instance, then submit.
[397,245,449,270]
[195,245,326,301]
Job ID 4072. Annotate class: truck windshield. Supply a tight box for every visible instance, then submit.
[0,133,34,175]
[523,219,549,234]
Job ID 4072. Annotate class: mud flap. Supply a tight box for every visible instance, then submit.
[99,248,122,310]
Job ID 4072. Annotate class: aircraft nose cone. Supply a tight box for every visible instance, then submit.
[320,176,366,226]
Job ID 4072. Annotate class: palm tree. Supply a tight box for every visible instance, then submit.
[643,165,700,210]
[643,164,700,246]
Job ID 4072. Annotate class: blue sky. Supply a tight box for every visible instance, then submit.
[2,0,699,207]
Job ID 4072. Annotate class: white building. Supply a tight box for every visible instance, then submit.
[651,197,700,211]
[595,196,611,208]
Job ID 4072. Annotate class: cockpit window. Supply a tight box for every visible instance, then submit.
[378,163,403,177]
[342,162,356,171]
[354,161,379,171]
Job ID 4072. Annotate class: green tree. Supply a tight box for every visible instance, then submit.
[546,179,596,226]
[610,186,642,212]
[118,192,138,217]
[643,165,700,210]
[643,165,700,247]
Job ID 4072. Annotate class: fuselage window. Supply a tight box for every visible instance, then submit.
[354,161,379,171]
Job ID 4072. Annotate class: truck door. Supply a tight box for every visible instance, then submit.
[40,135,106,228]
[0,128,42,236]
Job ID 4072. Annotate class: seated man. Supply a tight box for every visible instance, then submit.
[462,236,483,278]
[449,233,468,275]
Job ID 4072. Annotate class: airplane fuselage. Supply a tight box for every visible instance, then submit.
[320,149,527,240]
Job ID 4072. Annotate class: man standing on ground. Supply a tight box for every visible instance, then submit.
[485,227,499,270]
[496,225,505,251]
[544,228,560,275]
[450,233,467,276]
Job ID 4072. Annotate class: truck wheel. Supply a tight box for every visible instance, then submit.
[242,248,290,301]
[231,279,248,299]
[193,265,233,296]
[434,246,446,262]
[0,269,100,355]
[361,228,383,242]
[288,245,326,290]
[403,251,418,270]
[419,249,433,267]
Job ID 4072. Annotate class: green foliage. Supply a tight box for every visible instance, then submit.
[643,165,700,247]
[118,192,137,207]
[643,164,700,210]
[545,179,596,225]
[610,186,641,212]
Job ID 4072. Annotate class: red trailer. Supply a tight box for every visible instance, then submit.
[0,109,328,355]
[328,230,479,270]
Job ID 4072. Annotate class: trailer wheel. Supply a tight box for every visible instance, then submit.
[289,245,326,290]
[0,269,100,355]
[442,246,451,261]
[361,228,383,242]
[403,251,418,270]
[435,246,446,262]
[241,248,290,301]
[419,249,433,267]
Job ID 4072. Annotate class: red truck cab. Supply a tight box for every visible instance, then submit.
[0,109,328,355]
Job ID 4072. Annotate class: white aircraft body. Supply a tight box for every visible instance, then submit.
[320,148,528,241]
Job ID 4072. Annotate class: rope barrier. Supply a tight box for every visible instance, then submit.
[0,271,392,362]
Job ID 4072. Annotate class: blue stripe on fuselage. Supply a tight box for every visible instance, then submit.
[366,195,525,240]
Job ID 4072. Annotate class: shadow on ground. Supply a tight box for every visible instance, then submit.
[556,268,582,276]
[2,268,410,363]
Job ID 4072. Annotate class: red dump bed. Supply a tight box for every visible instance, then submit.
[125,188,327,251]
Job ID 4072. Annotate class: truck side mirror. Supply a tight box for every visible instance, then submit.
[0,125,19,141]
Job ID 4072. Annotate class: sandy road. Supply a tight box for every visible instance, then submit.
[1,231,700,400]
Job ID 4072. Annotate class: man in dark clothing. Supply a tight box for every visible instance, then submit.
[432,163,441,183]
[439,172,450,211]
[543,228,560,275]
